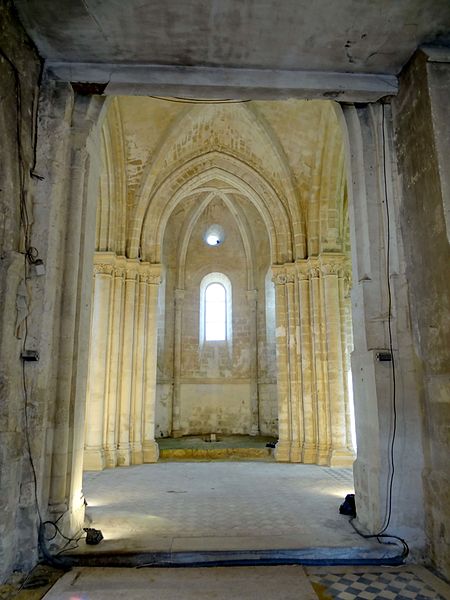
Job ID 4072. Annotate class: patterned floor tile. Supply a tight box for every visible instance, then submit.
[308,571,446,599]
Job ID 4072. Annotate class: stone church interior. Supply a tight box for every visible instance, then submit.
[0,0,449,592]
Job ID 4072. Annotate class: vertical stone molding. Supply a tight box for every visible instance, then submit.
[171,288,185,438]
[84,253,162,469]
[272,255,354,466]
[83,262,114,470]
[273,268,291,461]
[104,262,125,468]
[296,261,316,463]
[320,255,354,466]
[142,266,162,463]
[247,289,260,436]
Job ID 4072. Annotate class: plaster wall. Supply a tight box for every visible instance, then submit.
[393,51,450,578]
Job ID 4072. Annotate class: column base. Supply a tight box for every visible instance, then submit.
[302,443,317,464]
[104,448,117,469]
[131,444,144,465]
[117,444,131,467]
[290,442,302,462]
[83,447,105,471]
[328,447,355,467]
[316,445,330,466]
[143,440,159,463]
[274,440,291,462]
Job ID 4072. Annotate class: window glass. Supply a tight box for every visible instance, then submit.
[205,283,226,340]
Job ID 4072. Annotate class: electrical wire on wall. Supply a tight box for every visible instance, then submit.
[150,96,251,104]
[0,47,84,593]
[348,103,408,559]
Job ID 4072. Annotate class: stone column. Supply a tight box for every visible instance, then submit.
[83,259,113,471]
[273,269,291,461]
[104,260,125,468]
[247,289,260,436]
[340,267,354,452]
[130,268,148,464]
[143,266,162,462]
[308,262,329,464]
[171,288,184,437]
[286,269,302,461]
[117,263,138,466]
[297,261,316,463]
[320,256,354,466]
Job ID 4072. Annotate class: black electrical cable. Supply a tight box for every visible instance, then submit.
[150,96,251,104]
[348,103,408,559]
[378,101,397,536]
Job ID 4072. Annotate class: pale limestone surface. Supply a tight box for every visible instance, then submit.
[43,566,317,600]
[74,462,375,554]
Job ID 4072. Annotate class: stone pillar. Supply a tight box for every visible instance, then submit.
[104,260,125,467]
[143,266,162,462]
[286,270,302,461]
[117,263,138,466]
[342,102,425,545]
[340,268,354,452]
[83,263,113,470]
[171,288,184,438]
[273,269,291,461]
[130,269,147,465]
[308,262,330,465]
[320,256,354,466]
[297,261,316,463]
[247,289,260,436]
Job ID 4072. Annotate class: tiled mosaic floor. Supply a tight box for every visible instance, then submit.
[307,567,450,600]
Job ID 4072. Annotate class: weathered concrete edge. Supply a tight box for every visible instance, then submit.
[55,546,404,569]
[44,62,398,102]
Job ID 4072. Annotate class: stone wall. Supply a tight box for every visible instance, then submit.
[0,1,42,581]
[156,195,276,437]
[393,50,450,578]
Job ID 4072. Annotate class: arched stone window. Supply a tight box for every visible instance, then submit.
[199,273,232,346]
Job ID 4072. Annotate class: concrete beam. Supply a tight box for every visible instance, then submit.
[45,62,398,102]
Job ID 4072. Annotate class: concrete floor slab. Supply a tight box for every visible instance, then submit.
[43,566,317,599]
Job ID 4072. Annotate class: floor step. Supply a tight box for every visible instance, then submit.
[159,447,274,460]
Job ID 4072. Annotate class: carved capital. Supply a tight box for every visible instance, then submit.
[93,263,114,276]
[274,273,287,285]
[320,262,341,276]
[308,266,320,279]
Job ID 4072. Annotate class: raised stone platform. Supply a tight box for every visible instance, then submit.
[157,435,277,461]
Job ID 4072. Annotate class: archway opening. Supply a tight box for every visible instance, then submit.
[79,96,363,555]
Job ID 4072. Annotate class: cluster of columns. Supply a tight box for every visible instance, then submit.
[273,253,354,466]
[83,252,161,470]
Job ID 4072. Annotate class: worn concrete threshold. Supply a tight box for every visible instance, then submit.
[57,545,405,569]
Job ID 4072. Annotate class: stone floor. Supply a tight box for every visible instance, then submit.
[41,565,450,600]
[72,461,384,555]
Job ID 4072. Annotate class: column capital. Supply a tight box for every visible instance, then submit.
[93,262,114,276]
[139,262,163,285]
[295,260,309,280]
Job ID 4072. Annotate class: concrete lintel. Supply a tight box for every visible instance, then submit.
[45,61,398,102]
